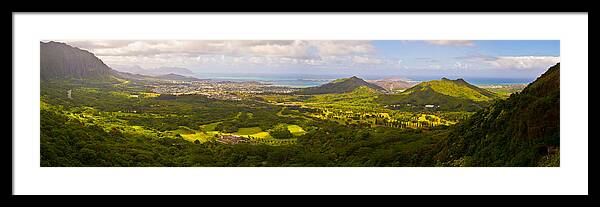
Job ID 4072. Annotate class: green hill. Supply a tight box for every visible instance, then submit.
[296,76,387,95]
[432,63,560,166]
[376,78,499,111]
[406,78,497,102]
[306,86,380,106]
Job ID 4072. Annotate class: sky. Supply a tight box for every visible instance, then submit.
[61,40,560,79]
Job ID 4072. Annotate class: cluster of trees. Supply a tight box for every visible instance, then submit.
[214,121,240,133]
[268,124,293,139]
[377,91,486,112]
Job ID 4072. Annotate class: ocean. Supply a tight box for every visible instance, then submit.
[193,73,535,88]
[194,73,337,88]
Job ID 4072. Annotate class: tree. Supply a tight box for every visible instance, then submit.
[269,124,293,139]
[358,131,371,141]
[215,122,238,133]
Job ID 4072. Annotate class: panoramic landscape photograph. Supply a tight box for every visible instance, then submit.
[39,40,560,167]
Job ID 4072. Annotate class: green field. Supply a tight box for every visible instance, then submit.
[233,127,273,139]
[180,132,214,143]
[200,122,221,132]
[175,124,306,143]
[286,124,306,136]
[233,127,262,135]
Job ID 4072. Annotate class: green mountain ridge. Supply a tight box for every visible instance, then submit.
[376,77,498,111]
[432,63,560,166]
[404,77,498,102]
[296,76,387,95]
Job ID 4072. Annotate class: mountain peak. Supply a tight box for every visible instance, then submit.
[296,76,386,94]
[454,78,467,84]
[521,62,559,97]
[403,77,498,103]
[440,77,467,84]
[155,73,200,81]
[368,78,416,91]
[40,41,115,80]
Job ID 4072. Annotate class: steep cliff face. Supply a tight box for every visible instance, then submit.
[40,41,114,80]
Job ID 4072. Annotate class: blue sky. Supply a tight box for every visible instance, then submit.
[64,40,560,80]
[363,40,560,79]
[373,40,559,60]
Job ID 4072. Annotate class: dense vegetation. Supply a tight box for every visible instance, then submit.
[432,64,560,166]
[40,75,451,166]
[268,124,294,139]
[41,98,445,167]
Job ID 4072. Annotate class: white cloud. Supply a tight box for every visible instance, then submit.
[453,55,560,70]
[61,40,379,68]
[246,40,312,58]
[59,40,559,73]
[64,40,373,58]
[315,41,374,56]
[195,55,226,65]
[425,40,475,46]
[63,40,135,49]
[454,61,469,69]
[352,56,384,64]
[485,56,560,70]
[430,64,443,69]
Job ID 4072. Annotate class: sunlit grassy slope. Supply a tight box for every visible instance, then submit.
[306,86,380,110]
[296,76,386,94]
[403,78,498,102]
[375,78,500,112]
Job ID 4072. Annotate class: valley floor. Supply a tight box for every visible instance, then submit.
[39,76,557,167]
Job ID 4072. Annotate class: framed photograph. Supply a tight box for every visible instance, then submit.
[13,13,588,195]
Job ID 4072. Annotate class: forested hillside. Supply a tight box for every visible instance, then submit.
[432,63,560,166]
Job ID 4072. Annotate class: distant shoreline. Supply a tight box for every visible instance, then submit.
[191,73,534,88]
